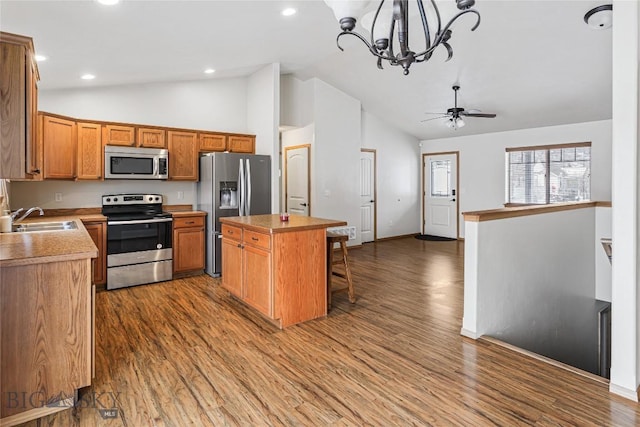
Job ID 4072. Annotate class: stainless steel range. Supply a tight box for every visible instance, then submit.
[102,194,173,290]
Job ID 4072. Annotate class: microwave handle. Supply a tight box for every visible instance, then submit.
[153,157,159,177]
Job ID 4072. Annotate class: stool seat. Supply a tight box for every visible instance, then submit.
[326,231,355,310]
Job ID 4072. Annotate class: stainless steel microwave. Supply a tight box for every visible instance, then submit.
[104,146,169,180]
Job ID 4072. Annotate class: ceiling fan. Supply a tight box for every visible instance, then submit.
[422,85,497,129]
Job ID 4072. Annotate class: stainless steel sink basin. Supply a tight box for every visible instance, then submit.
[12,220,78,233]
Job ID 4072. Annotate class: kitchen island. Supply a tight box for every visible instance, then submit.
[219,214,346,328]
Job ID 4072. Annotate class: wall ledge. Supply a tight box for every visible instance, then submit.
[463,201,611,222]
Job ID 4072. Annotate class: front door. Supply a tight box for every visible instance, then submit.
[423,152,458,239]
[360,149,376,243]
[285,145,310,216]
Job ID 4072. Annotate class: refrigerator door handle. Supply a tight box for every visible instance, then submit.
[245,159,251,215]
[238,159,245,216]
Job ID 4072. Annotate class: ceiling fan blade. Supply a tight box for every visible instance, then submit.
[460,112,497,118]
[423,112,448,115]
[420,116,449,123]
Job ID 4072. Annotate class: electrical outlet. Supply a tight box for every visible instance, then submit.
[54,192,63,202]
[177,191,184,200]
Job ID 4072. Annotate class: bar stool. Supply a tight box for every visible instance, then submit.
[326,231,355,310]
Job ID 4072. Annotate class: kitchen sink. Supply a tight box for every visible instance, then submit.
[12,220,78,233]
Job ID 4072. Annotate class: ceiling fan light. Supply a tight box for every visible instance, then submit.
[456,117,466,128]
[445,119,455,128]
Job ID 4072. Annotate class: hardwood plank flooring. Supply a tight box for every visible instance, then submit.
[16,238,640,426]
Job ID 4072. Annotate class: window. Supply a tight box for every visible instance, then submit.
[506,143,591,204]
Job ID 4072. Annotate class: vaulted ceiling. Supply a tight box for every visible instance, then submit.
[0,0,612,140]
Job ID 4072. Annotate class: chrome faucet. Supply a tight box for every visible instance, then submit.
[12,207,44,223]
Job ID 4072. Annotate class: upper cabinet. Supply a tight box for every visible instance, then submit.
[228,136,255,153]
[42,115,77,179]
[199,132,226,152]
[138,128,166,149]
[103,125,135,146]
[168,131,198,181]
[0,32,40,179]
[76,122,103,180]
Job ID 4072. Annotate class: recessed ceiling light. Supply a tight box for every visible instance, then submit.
[34,54,47,62]
[81,74,96,80]
[281,8,296,16]
[97,0,120,5]
[204,68,215,74]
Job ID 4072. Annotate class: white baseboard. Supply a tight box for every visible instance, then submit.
[609,383,639,402]
[460,328,481,339]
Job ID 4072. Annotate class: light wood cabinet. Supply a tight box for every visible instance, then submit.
[0,32,40,179]
[221,224,273,317]
[138,127,166,148]
[168,131,198,181]
[228,135,255,153]
[1,258,93,424]
[76,122,103,180]
[173,214,206,275]
[103,124,135,146]
[199,132,227,152]
[42,115,77,179]
[83,220,107,289]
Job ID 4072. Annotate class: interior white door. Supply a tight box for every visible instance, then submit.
[423,153,458,238]
[285,145,310,216]
[360,150,375,243]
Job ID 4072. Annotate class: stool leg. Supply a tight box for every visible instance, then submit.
[327,240,333,310]
[340,241,355,304]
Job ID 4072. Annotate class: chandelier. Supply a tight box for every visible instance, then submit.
[324,0,481,75]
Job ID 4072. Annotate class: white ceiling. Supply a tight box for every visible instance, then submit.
[0,0,612,140]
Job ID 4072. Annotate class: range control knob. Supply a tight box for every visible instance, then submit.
[155,196,160,201]
[148,196,153,202]
[106,198,111,203]
[114,197,119,202]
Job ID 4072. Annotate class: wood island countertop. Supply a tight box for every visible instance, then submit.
[0,216,98,267]
[219,214,346,234]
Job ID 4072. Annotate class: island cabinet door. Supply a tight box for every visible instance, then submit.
[221,238,242,297]
[243,244,272,317]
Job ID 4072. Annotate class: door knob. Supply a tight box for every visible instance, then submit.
[451,198,456,202]
[300,203,308,207]
[370,200,375,203]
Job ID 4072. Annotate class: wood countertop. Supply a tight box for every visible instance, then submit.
[171,210,207,218]
[220,214,346,234]
[0,216,98,267]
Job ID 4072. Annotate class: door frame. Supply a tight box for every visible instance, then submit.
[284,144,311,215]
[421,151,460,239]
[361,148,378,242]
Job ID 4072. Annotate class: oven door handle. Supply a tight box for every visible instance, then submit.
[108,218,173,226]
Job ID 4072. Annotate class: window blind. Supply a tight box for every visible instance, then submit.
[507,143,591,204]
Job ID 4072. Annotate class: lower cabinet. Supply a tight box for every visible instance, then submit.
[0,258,94,425]
[222,224,272,317]
[173,213,206,275]
[82,220,107,289]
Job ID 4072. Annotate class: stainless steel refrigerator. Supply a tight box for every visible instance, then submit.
[197,152,272,277]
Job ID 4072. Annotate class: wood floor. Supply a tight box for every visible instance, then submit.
[19,237,640,426]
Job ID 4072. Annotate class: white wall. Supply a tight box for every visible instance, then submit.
[463,208,596,337]
[361,111,421,238]
[610,0,639,401]
[248,63,280,213]
[312,79,362,246]
[421,120,612,238]
[39,77,248,132]
[280,74,313,128]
